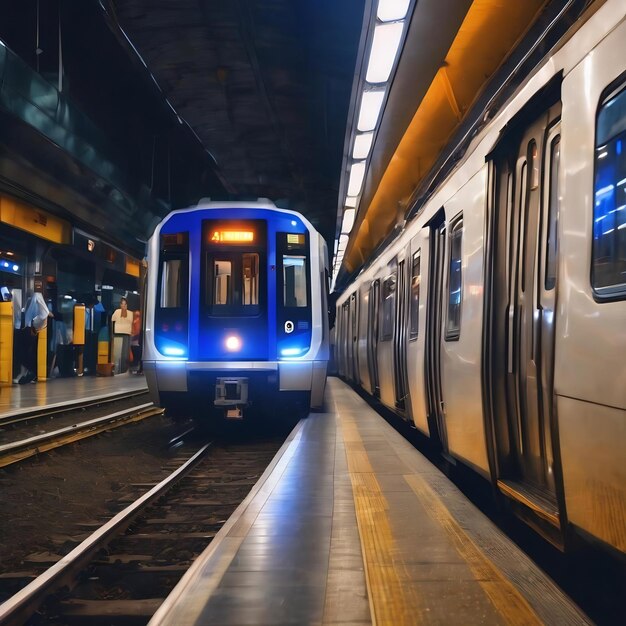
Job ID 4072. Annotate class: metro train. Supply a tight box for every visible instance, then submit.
[143,201,329,425]
[336,2,625,554]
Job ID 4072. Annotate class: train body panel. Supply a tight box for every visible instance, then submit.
[439,171,489,475]
[144,201,329,422]
[406,231,429,434]
[556,18,626,552]
[335,0,625,553]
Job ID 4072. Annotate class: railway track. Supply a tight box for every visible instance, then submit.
[0,401,162,468]
[0,438,282,625]
[0,390,149,428]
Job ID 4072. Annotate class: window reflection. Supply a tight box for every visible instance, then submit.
[409,251,421,339]
[593,85,626,295]
[283,255,307,307]
[446,216,463,340]
[160,259,184,308]
[213,260,232,305]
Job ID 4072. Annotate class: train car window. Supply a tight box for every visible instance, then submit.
[445,215,463,341]
[381,273,396,341]
[592,83,626,298]
[545,135,561,290]
[283,255,307,307]
[521,148,532,293]
[213,261,232,305]
[409,250,421,339]
[242,253,259,305]
[160,259,184,308]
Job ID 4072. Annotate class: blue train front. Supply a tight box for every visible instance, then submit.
[143,201,329,424]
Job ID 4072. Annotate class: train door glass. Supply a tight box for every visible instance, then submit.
[368,280,381,397]
[342,301,349,376]
[350,292,359,381]
[345,297,353,379]
[213,260,232,305]
[156,232,189,354]
[242,254,259,305]
[425,214,448,451]
[282,255,307,307]
[445,215,463,341]
[393,258,409,411]
[409,251,421,339]
[161,259,185,307]
[491,103,561,497]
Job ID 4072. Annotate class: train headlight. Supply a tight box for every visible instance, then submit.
[280,346,306,357]
[225,335,242,352]
[162,344,186,357]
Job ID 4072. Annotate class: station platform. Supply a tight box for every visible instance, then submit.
[150,377,589,626]
[0,373,147,422]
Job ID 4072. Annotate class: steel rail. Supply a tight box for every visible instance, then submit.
[0,442,212,626]
[0,402,162,468]
[0,389,149,427]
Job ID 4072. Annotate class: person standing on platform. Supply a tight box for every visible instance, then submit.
[111,296,133,374]
[130,309,143,374]
[17,291,50,384]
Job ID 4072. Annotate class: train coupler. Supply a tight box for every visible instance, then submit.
[214,377,249,419]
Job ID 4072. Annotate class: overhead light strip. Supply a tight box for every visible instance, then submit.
[333,0,411,285]
[377,0,411,22]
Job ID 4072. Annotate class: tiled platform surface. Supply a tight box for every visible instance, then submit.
[150,377,590,625]
[0,373,147,421]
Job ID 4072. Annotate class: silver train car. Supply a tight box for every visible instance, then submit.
[143,201,329,425]
[335,1,625,554]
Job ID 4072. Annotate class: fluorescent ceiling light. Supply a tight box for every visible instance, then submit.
[357,90,385,131]
[334,240,339,254]
[348,161,366,196]
[345,195,358,208]
[366,22,404,84]
[339,234,349,247]
[342,209,356,234]
[377,0,411,22]
[353,132,374,159]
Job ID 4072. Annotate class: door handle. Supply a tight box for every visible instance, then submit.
[532,307,542,362]
[507,304,515,374]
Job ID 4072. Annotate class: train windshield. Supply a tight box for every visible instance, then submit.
[211,255,259,307]
[202,219,265,316]
[282,255,307,307]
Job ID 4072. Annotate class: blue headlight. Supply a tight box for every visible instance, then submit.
[280,346,306,357]
[162,345,186,357]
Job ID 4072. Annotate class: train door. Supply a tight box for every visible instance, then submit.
[393,256,409,412]
[367,279,381,397]
[378,260,397,409]
[488,101,562,522]
[345,299,354,380]
[425,211,448,451]
[406,232,429,433]
[358,285,372,393]
[351,292,360,382]
[338,301,348,377]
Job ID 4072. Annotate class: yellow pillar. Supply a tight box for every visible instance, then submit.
[97,338,109,365]
[37,325,47,382]
[0,301,13,386]
[73,304,86,376]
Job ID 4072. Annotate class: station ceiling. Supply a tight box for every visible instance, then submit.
[105,0,560,286]
[105,0,366,249]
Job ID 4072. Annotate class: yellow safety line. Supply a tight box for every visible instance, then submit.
[405,473,543,626]
[339,412,423,626]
